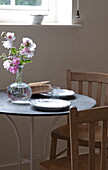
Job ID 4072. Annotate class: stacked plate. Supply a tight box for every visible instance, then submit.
[40,89,75,99]
[30,99,71,112]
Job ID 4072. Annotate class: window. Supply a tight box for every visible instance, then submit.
[0,0,42,6]
[0,0,49,10]
[0,0,78,25]
[0,0,49,23]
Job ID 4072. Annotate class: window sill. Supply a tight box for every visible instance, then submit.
[0,22,82,27]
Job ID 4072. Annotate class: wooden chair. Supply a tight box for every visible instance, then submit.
[40,106,108,170]
[50,69,108,159]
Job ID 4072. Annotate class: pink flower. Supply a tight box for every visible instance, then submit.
[8,56,14,59]
[19,47,34,58]
[3,58,20,74]
[3,60,11,70]
[12,57,20,65]
[20,47,28,54]
[9,66,18,74]
[22,37,36,51]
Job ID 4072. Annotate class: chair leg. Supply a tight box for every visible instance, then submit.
[67,140,70,156]
[50,136,57,159]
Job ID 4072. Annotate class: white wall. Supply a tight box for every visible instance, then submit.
[0,0,108,169]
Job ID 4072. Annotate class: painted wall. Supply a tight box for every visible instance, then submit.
[0,0,108,169]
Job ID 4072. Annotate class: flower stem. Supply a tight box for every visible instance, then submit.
[16,65,23,83]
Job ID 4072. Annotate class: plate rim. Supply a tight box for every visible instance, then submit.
[40,89,75,97]
[30,98,71,110]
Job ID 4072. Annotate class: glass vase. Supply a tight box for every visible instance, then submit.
[7,65,32,104]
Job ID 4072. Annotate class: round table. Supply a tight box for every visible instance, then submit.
[0,92,96,170]
[0,92,96,116]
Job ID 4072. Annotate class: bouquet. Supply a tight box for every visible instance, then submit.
[0,31,36,74]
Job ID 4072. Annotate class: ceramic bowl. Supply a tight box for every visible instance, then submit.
[31,15,44,25]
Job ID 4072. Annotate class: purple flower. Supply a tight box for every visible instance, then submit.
[19,38,36,58]
[19,47,34,58]
[12,57,20,65]
[9,66,19,74]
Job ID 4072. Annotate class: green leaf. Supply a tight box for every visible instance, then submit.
[19,45,24,51]
[20,59,32,65]
[10,47,18,55]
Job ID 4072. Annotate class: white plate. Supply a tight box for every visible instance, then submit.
[11,100,30,105]
[30,99,71,111]
[40,89,75,98]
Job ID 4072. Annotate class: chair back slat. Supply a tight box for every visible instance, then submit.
[88,82,92,97]
[69,106,108,170]
[78,81,83,94]
[105,84,108,105]
[96,82,102,106]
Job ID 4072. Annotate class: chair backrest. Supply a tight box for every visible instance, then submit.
[69,106,108,170]
[66,69,108,106]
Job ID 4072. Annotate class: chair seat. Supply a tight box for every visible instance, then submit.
[52,124,70,140]
[52,123,106,143]
[40,156,70,170]
[40,154,108,170]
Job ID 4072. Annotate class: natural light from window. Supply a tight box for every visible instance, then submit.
[0,0,74,25]
[0,0,42,6]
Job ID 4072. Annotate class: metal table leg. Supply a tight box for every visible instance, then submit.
[30,117,34,170]
[4,115,21,170]
[3,115,35,170]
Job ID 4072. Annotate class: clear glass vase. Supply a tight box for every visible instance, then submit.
[7,65,32,104]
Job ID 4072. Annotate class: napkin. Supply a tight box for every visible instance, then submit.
[28,81,52,94]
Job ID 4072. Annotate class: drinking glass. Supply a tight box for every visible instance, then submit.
[51,86,60,99]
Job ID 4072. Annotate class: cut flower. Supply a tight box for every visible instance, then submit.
[0,31,36,74]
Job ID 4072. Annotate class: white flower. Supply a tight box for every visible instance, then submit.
[29,43,36,51]
[2,32,15,49]
[22,37,36,51]
[2,41,13,49]
[22,37,32,45]
[6,32,15,42]
[3,60,11,70]
[26,51,34,58]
